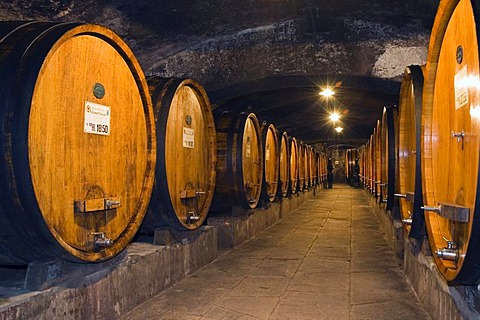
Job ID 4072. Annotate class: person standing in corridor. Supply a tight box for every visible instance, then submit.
[327,158,333,188]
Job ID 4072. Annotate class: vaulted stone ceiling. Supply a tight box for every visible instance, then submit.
[0,0,439,149]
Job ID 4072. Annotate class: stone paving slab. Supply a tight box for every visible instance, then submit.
[120,185,430,320]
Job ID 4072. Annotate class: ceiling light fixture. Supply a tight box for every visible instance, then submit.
[319,88,335,97]
[335,127,344,133]
[329,112,340,122]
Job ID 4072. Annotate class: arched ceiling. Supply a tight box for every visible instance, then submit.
[0,0,439,149]
[209,75,400,146]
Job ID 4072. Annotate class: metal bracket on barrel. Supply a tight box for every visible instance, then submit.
[180,189,206,199]
[421,202,470,223]
[74,197,121,213]
[394,192,415,203]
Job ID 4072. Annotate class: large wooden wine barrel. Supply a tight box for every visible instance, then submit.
[366,139,373,193]
[289,137,299,194]
[422,0,480,284]
[368,134,375,193]
[317,152,323,187]
[374,121,382,199]
[304,145,310,188]
[307,146,315,188]
[211,112,263,213]
[362,142,369,190]
[320,153,327,187]
[278,132,291,198]
[358,146,365,187]
[312,150,318,186]
[0,22,156,264]
[298,141,305,191]
[141,78,216,231]
[380,106,398,211]
[305,146,310,187]
[345,148,359,187]
[261,123,279,202]
[397,65,425,239]
[345,150,350,182]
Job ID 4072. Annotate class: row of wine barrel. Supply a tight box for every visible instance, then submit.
[0,21,329,266]
[359,0,480,285]
[345,149,360,187]
[210,112,328,214]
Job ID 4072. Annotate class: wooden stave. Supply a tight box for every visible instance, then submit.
[422,0,480,284]
[0,22,156,264]
[278,131,291,198]
[345,149,351,183]
[371,133,375,194]
[375,121,383,200]
[366,139,370,190]
[306,146,312,188]
[211,111,263,213]
[297,141,305,191]
[289,137,299,194]
[260,123,280,202]
[370,136,372,191]
[317,152,323,187]
[397,65,425,240]
[143,77,217,231]
[362,142,368,189]
[304,146,310,188]
[358,146,365,187]
[370,135,374,193]
[373,128,377,195]
[380,106,398,211]
[366,135,373,193]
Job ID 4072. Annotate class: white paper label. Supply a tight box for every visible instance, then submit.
[84,101,111,136]
[455,65,469,110]
[183,127,194,148]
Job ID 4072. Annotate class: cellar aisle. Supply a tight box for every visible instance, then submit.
[120,185,430,320]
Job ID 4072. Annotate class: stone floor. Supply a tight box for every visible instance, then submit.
[120,184,430,320]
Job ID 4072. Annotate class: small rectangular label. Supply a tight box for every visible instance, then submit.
[183,127,194,148]
[84,101,111,136]
[245,142,251,158]
[455,65,469,110]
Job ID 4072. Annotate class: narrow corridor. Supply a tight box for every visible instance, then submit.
[121,185,429,319]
